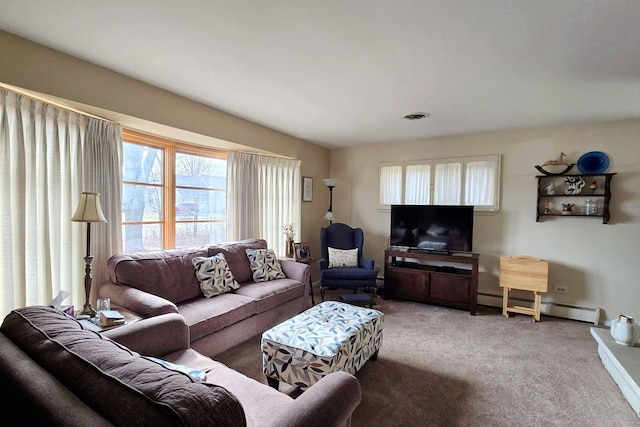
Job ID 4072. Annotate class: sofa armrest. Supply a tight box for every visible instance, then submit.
[318,258,328,271]
[98,281,179,318]
[0,334,114,427]
[103,313,189,357]
[279,259,310,285]
[270,371,361,427]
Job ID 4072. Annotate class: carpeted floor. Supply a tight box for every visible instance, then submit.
[215,296,639,426]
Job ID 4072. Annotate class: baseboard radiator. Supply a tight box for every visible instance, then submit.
[477,293,601,324]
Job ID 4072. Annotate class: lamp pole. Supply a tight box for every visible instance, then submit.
[81,222,95,317]
[327,185,335,224]
[322,179,339,224]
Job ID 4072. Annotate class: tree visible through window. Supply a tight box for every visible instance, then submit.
[122,130,226,252]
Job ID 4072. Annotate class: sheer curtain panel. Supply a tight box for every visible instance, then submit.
[405,163,431,205]
[433,162,462,205]
[0,90,122,315]
[227,151,301,256]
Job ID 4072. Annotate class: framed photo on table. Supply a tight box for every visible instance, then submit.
[294,242,311,262]
[302,177,313,202]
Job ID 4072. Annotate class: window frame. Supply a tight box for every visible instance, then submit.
[122,129,227,250]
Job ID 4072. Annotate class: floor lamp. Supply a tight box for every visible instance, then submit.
[322,179,339,224]
[72,192,107,318]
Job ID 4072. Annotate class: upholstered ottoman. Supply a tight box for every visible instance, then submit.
[261,301,383,389]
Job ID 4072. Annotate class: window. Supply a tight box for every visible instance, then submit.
[379,155,500,212]
[122,130,227,252]
[378,162,403,207]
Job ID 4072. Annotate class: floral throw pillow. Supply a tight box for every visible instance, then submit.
[245,248,286,282]
[328,247,359,268]
[192,253,240,297]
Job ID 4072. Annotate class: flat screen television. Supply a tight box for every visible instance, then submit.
[390,205,474,253]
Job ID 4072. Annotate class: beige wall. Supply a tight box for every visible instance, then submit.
[0,29,329,280]
[330,120,640,322]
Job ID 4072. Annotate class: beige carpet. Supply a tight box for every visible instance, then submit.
[215,296,639,426]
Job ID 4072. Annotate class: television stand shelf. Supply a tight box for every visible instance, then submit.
[384,248,479,314]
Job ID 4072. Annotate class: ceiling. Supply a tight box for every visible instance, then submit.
[1,0,640,149]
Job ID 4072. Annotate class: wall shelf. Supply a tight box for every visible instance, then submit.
[536,173,616,224]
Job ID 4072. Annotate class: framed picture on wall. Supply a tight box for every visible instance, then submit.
[294,242,311,262]
[302,176,313,202]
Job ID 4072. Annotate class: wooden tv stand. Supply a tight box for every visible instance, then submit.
[384,248,479,314]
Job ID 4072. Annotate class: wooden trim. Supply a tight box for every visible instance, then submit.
[123,129,227,159]
[122,128,227,250]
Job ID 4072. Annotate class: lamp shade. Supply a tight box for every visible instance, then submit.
[322,178,340,188]
[71,192,107,223]
[323,211,334,221]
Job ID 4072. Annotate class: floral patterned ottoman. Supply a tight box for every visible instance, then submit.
[261,301,383,389]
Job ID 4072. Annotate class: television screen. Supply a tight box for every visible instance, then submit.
[390,205,474,253]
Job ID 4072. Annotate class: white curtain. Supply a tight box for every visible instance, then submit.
[465,160,496,206]
[379,165,402,205]
[226,151,301,256]
[0,90,122,315]
[433,162,462,205]
[405,164,431,205]
[82,119,123,302]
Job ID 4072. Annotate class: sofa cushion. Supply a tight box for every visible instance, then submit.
[234,279,305,314]
[246,248,286,282]
[1,306,246,427]
[108,247,209,304]
[207,239,268,284]
[192,253,240,297]
[179,294,257,342]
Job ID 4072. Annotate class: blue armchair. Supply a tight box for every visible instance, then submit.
[319,223,377,302]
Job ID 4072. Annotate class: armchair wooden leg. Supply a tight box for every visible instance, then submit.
[320,287,325,302]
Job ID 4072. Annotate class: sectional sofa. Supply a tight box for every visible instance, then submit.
[0,306,361,426]
[97,238,309,356]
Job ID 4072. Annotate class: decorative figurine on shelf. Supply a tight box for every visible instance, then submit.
[544,200,556,215]
[564,176,585,195]
[589,181,598,193]
[561,203,574,215]
[535,152,576,175]
[544,181,556,195]
[585,199,598,216]
[282,224,295,258]
[543,152,567,166]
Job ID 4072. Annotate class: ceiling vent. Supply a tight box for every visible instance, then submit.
[403,112,430,120]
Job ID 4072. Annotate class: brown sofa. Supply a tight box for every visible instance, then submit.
[0,306,361,426]
[97,239,309,356]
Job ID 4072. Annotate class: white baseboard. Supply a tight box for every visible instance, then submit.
[478,292,601,324]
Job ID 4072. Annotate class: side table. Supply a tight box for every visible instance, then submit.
[78,306,142,332]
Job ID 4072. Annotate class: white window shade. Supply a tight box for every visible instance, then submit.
[405,163,431,205]
[379,163,403,209]
[433,161,462,205]
[465,155,500,211]
[378,154,500,212]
